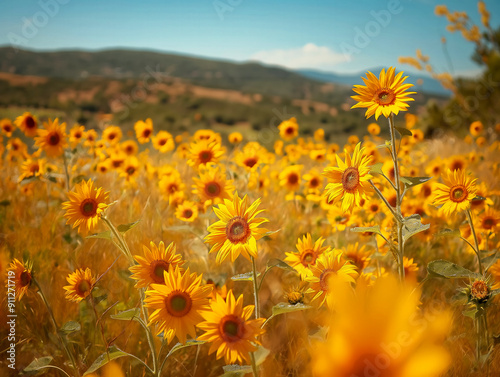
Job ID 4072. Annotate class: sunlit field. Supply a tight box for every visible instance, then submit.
[1,2,500,377]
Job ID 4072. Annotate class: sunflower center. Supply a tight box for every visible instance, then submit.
[74,132,82,139]
[30,164,40,174]
[165,291,192,317]
[151,260,170,283]
[80,199,97,217]
[126,166,136,175]
[199,150,213,163]
[450,185,467,203]
[219,315,244,343]
[205,182,221,197]
[142,129,152,138]
[183,209,193,219]
[244,157,258,168]
[300,249,316,267]
[226,216,250,243]
[76,279,91,296]
[341,167,360,192]
[310,178,320,188]
[471,280,489,301]
[375,88,396,105]
[25,116,35,129]
[4,125,12,132]
[159,139,167,146]
[285,126,295,135]
[48,132,61,146]
[451,161,464,171]
[482,217,495,229]
[319,269,334,292]
[20,271,32,287]
[108,133,116,140]
[369,203,379,213]
[287,173,299,185]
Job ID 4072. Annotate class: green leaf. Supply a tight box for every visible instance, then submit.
[266,259,295,272]
[166,339,206,359]
[400,176,432,188]
[220,364,253,377]
[23,356,53,372]
[395,127,413,137]
[262,228,281,238]
[86,231,112,240]
[427,260,481,279]
[84,346,128,375]
[402,214,430,243]
[263,303,312,327]
[369,162,384,175]
[435,228,461,237]
[117,220,140,233]
[110,308,141,322]
[483,252,499,268]
[60,320,81,334]
[231,272,260,282]
[462,307,478,320]
[350,225,383,237]
[19,176,39,185]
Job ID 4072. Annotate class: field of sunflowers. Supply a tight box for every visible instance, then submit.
[2,2,500,376]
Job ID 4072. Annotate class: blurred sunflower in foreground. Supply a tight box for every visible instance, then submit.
[312,275,451,377]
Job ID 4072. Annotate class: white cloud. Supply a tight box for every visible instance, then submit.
[249,43,350,70]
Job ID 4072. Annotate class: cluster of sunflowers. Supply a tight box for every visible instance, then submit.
[1,66,500,377]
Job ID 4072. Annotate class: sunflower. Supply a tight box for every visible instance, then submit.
[62,179,110,235]
[197,290,265,364]
[84,129,98,149]
[69,124,86,147]
[134,118,153,144]
[7,259,33,301]
[129,241,184,288]
[187,140,225,169]
[152,131,175,153]
[478,208,500,233]
[235,144,265,171]
[205,192,269,264]
[120,156,140,182]
[102,125,122,146]
[323,142,373,213]
[159,173,185,202]
[433,169,477,216]
[193,129,221,144]
[278,117,299,141]
[175,201,199,222]
[279,165,303,192]
[314,128,325,141]
[144,266,213,344]
[403,257,419,282]
[367,122,380,136]
[285,234,330,279]
[228,132,243,144]
[18,158,46,182]
[15,112,38,137]
[343,242,372,272]
[64,268,96,302]
[192,165,235,206]
[1,118,14,137]
[120,140,139,156]
[34,118,68,158]
[470,120,484,136]
[6,138,27,157]
[312,275,451,377]
[351,67,416,120]
[306,250,358,310]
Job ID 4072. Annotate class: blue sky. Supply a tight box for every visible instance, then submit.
[0,0,498,76]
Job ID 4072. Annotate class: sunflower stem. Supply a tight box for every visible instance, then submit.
[101,215,134,265]
[34,278,80,377]
[250,350,259,377]
[368,179,396,218]
[466,209,484,275]
[388,114,405,282]
[62,150,71,192]
[250,256,260,319]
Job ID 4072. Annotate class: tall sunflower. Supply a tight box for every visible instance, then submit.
[64,268,96,302]
[432,169,477,216]
[197,290,265,364]
[351,67,416,120]
[205,192,269,264]
[7,259,33,301]
[284,234,330,279]
[62,179,109,235]
[129,241,184,288]
[15,112,38,137]
[306,250,358,310]
[323,142,373,213]
[34,118,68,158]
[192,165,235,206]
[144,266,213,344]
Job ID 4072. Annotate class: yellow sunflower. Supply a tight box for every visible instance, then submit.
[284,233,330,279]
[279,165,303,192]
[367,122,380,136]
[15,112,38,137]
[144,266,213,344]
[197,290,265,364]
[119,156,140,182]
[351,67,416,120]
[159,173,185,202]
[187,140,225,169]
[62,179,110,235]
[228,132,243,144]
[175,201,199,222]
[470,120,483,136]
[129,241,184,288]
[433,169,477,216]
[306,250,358,310]
[343,242,372,272]
[192,165,235,206]
[102,125,122,146]
[64,268,96,302]
[205,192,269,264]
[152,131,175,153]
[1,118,14,137]
[323,142,373,213]
[478,208,500,233]
[278,117,299,141]
[18,158,46,182]
[120,140,139,156]
[134,118,153,144]
[69,124,86,147]
[7,259,33,301]
[34,118,68,158]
